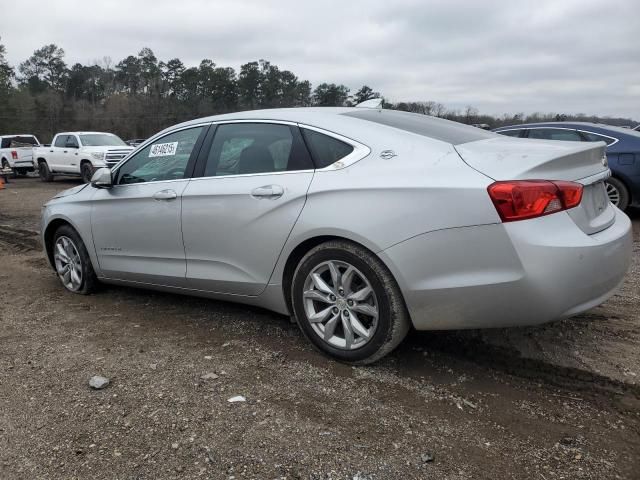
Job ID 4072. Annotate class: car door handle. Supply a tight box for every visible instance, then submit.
[251,185,284,199]
[152,189,178,201]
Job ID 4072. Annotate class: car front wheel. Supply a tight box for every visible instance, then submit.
[52,225,97,294]
[291,240,410,364]
[81,162,94,183]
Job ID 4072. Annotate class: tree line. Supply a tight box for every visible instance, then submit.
[0,39,636,143]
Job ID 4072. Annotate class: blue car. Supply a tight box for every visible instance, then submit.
[494,122,640,210]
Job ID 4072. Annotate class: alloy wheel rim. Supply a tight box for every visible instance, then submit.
[606,182,620,206]
[53,236,83,291]
[302,260,379,350]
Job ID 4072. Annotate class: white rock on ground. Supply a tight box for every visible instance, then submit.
[88,376,110,390]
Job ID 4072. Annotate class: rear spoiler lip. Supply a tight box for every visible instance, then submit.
[575,168,611,185]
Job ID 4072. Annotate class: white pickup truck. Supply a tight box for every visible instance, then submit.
[33,131,134,182]
[0,134,41,176]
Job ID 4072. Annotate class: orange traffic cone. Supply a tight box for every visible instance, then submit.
[0,176,5,190]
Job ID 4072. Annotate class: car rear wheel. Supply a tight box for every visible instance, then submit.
[39,161,54,182]
[52,225,97,294]
[291,240,410,364]
[605,178,629,211]
[1,159,16,178]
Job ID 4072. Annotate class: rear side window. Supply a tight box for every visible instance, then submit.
[203,123,313,177]
[301,129,354,168]
[497,129,524,138]
[580,131,617,145]
[528,129,582,142]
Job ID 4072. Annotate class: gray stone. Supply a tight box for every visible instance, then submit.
[89,375,110,390]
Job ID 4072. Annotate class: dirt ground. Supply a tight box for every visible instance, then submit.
[1,176,639,480]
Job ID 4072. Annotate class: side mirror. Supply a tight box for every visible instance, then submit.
[91,167,113,188]
[66,144,79,149]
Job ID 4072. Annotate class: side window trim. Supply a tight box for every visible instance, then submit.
[576,129,619,146]
[111,123,211,187]
[191,121,314,179]
[297,123,371,170]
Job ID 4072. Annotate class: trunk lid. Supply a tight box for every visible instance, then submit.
[456,137,614,234]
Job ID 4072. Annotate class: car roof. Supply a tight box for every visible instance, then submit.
[170,107,497,146]
[1,134,38,138]
[56,131,117,135]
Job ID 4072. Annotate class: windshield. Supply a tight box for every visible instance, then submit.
[79,134,127,147]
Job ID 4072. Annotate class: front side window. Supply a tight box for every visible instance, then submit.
[203,123,312,177]
[115,126,204,185]
[528,128,582,142]
[580,131,617,146]
[80,134,127,147]
[66,136,79,148]
[301,129,354,168]
[54,135,67,147]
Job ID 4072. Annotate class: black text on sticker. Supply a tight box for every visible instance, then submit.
[149,141,178,157]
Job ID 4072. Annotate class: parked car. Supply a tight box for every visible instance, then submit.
[494,122,640,210]
[41,108,632,363]
[126,138,146,147]
[34,132,134,183]
[0,134,41,176]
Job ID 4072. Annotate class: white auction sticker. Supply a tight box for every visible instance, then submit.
[149,141,178,157]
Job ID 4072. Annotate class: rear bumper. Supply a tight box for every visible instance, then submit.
[13,160,35,169]
[380,209,633,330]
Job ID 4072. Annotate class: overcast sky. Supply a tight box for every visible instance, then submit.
[2,0,638,119]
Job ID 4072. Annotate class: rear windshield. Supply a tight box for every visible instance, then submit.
[342,109,495,145]
[1,136,39,148]
[79,134,127,147]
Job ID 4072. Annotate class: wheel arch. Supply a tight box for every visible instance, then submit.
[280,234,407,317]
[43,218,88,270]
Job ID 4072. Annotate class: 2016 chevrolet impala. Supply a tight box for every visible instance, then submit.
[41,107,633,363]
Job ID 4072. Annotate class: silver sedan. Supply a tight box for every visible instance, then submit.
[41,107,633,363]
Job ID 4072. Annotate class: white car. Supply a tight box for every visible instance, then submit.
[0,134,40,176]
[41,108,633,363]
[33,132,134,183]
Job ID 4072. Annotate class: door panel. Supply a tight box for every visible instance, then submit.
[182,122,315,295]
[91,180,190,286]
[181,172,313,295]
[91,125,208,286]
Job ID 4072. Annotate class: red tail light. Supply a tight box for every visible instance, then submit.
[11,150,18,160]
[487,180,583,222]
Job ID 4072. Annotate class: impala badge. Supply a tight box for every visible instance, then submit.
[380,150,397,160]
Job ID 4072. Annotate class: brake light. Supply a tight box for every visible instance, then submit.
[487,180,583,222]
[11,150,17,160]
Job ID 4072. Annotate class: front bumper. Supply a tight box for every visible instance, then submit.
[380,209,633,330]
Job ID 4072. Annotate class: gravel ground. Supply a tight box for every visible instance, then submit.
[0,177,639,479]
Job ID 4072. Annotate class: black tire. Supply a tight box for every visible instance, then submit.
[81,162,94,183]
[606,177,630,211]
[39,161,54,182]
[52,225,98,295]
[291,240,410,364]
